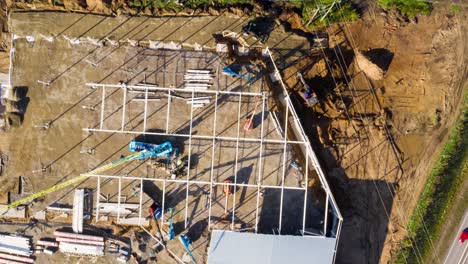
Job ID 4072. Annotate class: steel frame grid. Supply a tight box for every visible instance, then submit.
[87,81,315,234]
[86,49,342,262]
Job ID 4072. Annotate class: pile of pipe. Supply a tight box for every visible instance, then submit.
[183,69,214,91]
[54,231,104,256]
[0,233,34,263]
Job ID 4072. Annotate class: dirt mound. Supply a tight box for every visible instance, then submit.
[354,49,384,80]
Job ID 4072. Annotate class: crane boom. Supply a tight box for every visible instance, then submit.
[5,141,173,210]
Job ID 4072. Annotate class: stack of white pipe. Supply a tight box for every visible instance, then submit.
[0,252,34,263]
[184,70,214,91]
[54,231,105,256]
[59,242,104,256]
[185,96,211,108]
[0,234,33,263]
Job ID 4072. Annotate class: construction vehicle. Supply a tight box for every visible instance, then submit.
[167,208,175,240]
[5,141,175,210]
[179,234,198,264]
[296,72,318,107]
[149,202,163,220]
[222,66,253,82]
[241,17,274,44]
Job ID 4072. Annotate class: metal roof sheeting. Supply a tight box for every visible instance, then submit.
[208,231,337,264]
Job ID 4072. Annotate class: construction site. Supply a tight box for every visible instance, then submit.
[0,1,466,263]
[0,11,342,264]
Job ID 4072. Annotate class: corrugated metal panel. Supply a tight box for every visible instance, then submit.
[208,231,337,264]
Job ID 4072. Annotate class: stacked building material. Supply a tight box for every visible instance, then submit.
[184,70,213,91]
[0,234,34,263]
[53,231,104,256]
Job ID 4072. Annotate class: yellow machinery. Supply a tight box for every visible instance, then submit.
[5,141,174,210]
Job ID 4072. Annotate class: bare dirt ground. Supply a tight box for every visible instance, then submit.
[279,4,467,264]
[0,2,466,264]
[0,11,328,263]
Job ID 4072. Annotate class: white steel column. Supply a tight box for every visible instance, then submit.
[184,89,195,228]
[231,93,242,228]
[143,88,148,132]
[161,180,166,225]
[278,98,290,234]
[95,175,101,223]
[99,87,105,129]
[302,147,310,234]
[208,93,218,229]
[255,92,266,233]
[166,90,171,133]
[324,192,329,236]
[121,85,127,131]
[138,178,143,226]
[117,176,122,224]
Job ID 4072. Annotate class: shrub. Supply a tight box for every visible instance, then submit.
[378,0,432,17]
[297,0,360,29]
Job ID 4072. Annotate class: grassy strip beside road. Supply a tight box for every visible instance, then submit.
[393,92,468,264]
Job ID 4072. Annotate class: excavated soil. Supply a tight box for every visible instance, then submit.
[281,5,467,264]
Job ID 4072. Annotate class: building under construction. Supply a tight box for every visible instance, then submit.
[0,12,342,264]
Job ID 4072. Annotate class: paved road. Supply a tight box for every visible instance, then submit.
[443,211,468,264]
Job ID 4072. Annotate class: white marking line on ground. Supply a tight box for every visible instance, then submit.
[444,211,468,264]
[456,244,468,264]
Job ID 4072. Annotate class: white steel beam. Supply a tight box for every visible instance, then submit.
[86,83,262,97]
[184,89,195,229]
[231,93,242,229]
[121,86,127,131]
[143,88,148,132]
[141,226,184,264]
[302,147,310,234]
[255,92,266,233]
[324,192,329,236]
[138,178,143,226]
[96,175,101,223]
[166,90,171,133]
[208,93,218,229]
[88,174,306,191]
[99,87,105,129]
[117,176,122,223]
[278,98,290,234]
[83,128,305,145]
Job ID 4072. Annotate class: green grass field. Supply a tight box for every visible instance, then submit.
[393,92,467,263]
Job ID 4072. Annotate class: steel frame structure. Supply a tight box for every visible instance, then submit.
[85,48,342,260]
